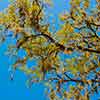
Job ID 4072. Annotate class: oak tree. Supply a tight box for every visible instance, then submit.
[0,0,100,100]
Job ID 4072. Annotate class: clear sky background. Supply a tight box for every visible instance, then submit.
[0,0,99,100]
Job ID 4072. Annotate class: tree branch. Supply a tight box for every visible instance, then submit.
[17,32,100,54]
[77,46,100,53]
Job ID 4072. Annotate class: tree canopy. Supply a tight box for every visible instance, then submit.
[0,0,100,100]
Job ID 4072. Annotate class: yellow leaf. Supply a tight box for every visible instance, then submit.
[85,52,90,58]
[64,49,72,54]
[84,1,89,8]
[59,14,68,21]
[66,24,74,33]
[32,4,40,11]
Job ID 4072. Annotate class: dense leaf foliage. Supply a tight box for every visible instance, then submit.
[0,0,100,100]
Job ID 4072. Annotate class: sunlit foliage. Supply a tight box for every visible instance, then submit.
[0,0,100,100]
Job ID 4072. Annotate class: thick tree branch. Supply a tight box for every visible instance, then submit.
[77,46,100,53]
[17,32,100,54]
